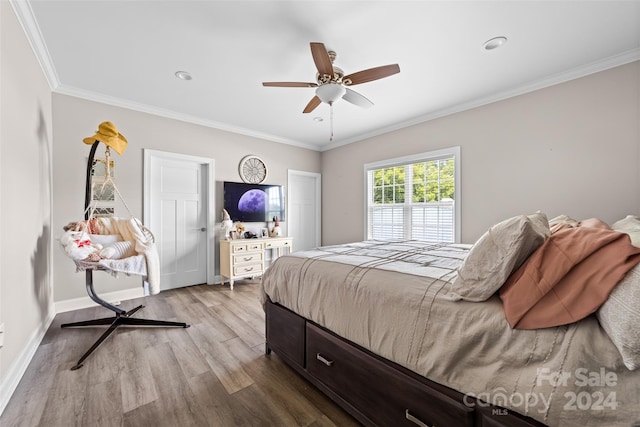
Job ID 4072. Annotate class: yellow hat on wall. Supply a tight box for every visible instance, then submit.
[83,121,128,155]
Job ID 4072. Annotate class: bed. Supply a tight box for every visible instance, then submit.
[260,214,640,427]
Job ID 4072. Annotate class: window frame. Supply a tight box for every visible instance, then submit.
[363,146,461,243]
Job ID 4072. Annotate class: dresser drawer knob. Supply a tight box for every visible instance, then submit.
[316,353,334,367]
[405,409,431,427]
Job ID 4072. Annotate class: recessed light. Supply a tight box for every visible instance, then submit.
[175,71,192,80]
[313,117,324,122]
[483,36,507,51]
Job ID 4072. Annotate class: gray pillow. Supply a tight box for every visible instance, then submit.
[597,263,640,370]
[448,212,550,302]
[612,215,640,247]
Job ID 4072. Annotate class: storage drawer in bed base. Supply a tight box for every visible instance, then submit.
[265,299,545,427]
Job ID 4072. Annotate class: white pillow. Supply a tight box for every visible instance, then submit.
[100,240,136,259]
[612,215,640,247]
[89,234,122,246]
[597,263,640,370]
[448,212,550,302]
[548,214,579,233]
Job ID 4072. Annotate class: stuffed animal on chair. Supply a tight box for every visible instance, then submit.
[60,230,102,261]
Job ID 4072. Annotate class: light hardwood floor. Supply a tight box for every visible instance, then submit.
[0,280,360,427]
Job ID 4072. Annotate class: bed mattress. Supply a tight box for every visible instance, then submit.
[260,240,640,427]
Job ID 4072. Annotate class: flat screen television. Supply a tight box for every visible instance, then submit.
[223,181,285,223]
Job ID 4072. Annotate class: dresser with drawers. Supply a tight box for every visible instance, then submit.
[219,237,293,289]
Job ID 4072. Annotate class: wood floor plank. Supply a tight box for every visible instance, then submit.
[211,303,265,348]
[0,281,360,427]
[144,341,209,426]
[166,326,210,379]
[186,324,254,394]
[39,360,90,426]
[0,340,65,426]
[82,377,123,426]
[119,360,158,413]
[222,332,348,426]
[186,371,237,427]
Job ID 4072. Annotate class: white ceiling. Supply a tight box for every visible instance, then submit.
[16,1,640,151]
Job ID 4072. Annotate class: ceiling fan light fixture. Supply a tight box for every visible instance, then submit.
[316,83,346,104]
[483,36,508,51]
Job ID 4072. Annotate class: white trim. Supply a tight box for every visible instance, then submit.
[0,310,55,416]
[9,0,60,90]
[363,146,461,243]
[287,170,322,248]
[9,1,640,152]
[54,287,145,314]
[55,85,320,151]
[143,149,216,285]
[321,48,640,151]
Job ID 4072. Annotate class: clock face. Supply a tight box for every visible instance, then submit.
[239,155,267,184]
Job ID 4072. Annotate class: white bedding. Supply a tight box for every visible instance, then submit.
[260,240,640,427]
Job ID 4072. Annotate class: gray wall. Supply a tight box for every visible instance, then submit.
[52,94,321,301]
[321,61,640,245]
[0,1,54,409]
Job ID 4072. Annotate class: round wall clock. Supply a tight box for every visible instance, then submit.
[238,155,267,184]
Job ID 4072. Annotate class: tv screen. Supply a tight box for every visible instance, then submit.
[223,181,285,223]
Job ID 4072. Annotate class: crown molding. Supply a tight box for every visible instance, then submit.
[11,0,639,152]
[53,84,320,151]
[10,0,60,90]
[320,48,640,151]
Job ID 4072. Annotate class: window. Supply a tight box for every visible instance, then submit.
[365,147,460,242]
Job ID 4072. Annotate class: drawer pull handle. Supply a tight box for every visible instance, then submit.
[316,353,334,367]
[244,267,254,272]
[405,409,431,427]
[243,257,252,261]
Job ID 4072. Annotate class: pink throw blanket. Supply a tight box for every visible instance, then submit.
[500,219,640,329]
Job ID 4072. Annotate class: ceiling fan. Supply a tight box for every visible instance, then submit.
[262,42,400,140]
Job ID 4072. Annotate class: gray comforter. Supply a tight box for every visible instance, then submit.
[260,240,640,427]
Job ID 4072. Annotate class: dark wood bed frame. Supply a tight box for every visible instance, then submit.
[265,299,547,427]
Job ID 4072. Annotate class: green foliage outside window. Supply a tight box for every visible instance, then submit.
[372,159,454,205]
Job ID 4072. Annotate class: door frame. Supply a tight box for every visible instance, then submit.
[287,169,322,249]
[143,149,216,285]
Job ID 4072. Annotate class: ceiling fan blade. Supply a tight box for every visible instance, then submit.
[262,82,318,88]
[303,96,322,114]
[343,64,400,86]
[342,88,373,108]
[310,42,333,77]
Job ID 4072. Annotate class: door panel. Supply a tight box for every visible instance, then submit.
[150,155,207,290]
[288,171,321,251]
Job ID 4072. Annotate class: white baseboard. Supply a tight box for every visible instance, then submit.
[54,287,144,313]
[0,308,55,416]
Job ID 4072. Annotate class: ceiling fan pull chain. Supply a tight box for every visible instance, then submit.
[330,102,334,141]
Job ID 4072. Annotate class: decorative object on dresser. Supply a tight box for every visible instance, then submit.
[269,216,282,237]
[238,154,267,184]
[220,237,292,290]
[219,208,234,240]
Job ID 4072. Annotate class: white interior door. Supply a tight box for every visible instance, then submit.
[144,150,215,291]
[288,170,321,251]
